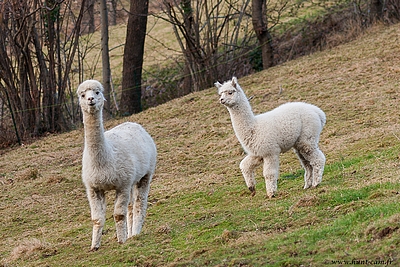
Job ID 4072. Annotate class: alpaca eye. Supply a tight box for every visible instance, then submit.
[228,91,233,95]
[81,94,85,98]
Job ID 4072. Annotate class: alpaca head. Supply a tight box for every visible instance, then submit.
[77,80,106,114]
[215,77,244,108]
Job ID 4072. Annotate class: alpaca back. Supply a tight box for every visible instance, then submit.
[105,122,157,179]
[271,102,326,127]
[251,102,325,155]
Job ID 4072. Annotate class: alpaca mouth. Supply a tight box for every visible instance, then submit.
[89,102,95,106]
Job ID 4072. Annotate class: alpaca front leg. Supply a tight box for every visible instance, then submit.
[114,189,130,244]
[263,156,279,198]
[240,155,263,195]
[130,174,152,236]
[87,188,106,251]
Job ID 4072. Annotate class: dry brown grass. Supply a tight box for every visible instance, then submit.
[0,23,399,266]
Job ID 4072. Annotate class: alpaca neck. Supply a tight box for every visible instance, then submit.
[82,110,110,159]
[228,96,256,141]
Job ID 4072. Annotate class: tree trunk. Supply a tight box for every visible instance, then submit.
[120,0,148,115]
[252,0,273,69]
[100,0,111,115]
[370,0,384,21]
[44,0,59,132]
[87,0,95,33]
[110,0,117,26]
[181,0,195,95]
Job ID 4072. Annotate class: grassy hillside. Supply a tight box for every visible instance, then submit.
[1,24,399,266]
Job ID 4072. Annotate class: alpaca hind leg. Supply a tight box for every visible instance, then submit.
[114,189,130,244]
[87,188,106,251]
[298,145,326,188]
[263,155,279,198]
[239,155,263,195]
[310,148,325,187]
[130,174,152,236]
[294,148,313,189]
[127,187,134,238]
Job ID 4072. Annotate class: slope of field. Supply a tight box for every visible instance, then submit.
[0,24,399,266]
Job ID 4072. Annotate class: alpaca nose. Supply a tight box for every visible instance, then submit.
[220,98,225,104]
[88,97,95,105]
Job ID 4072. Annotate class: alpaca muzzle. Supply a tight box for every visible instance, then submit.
[88,97,96,106]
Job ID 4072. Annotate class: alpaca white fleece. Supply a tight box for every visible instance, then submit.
[77,80,157,250]
[216,77,326,198]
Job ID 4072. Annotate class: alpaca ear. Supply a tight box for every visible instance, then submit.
[97,82,105,93]
[231,77,238,88]
[215,81,223,95]
[76,84,83,96]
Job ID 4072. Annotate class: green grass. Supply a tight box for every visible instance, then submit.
[1,23,400,266]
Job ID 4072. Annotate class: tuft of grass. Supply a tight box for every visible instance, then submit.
[8,238,56,262]
[15,167,40,181]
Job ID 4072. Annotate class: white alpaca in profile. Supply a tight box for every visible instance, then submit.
[77,80,157,250]
[216,77,326,198]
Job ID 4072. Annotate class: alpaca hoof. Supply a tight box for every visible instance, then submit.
[267,193,275,199]
[303,184,312,189]
[90,247,99,252]
[248,186,256,196]
[117,238,127,244]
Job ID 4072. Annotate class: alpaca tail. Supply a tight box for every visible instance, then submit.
[316,107,327,128]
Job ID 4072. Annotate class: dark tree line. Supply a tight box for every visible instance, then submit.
[154,0,398,100]
[0,0,122,146]
[0,0,86,145]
